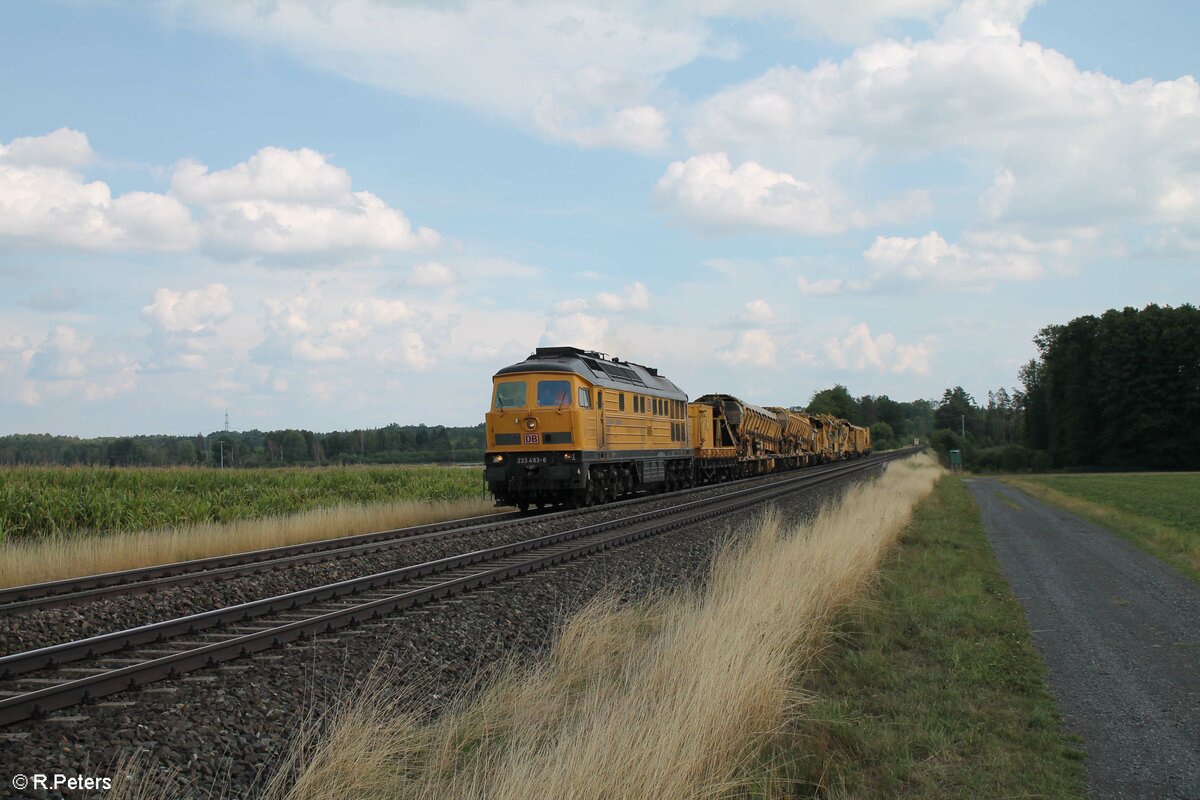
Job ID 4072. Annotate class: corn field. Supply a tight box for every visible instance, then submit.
[0,465,487,542]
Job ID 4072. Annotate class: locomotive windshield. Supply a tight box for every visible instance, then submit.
[494,381,527,409]
[537,380,572,407]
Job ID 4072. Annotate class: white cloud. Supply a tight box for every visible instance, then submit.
[0,129,198,252]
[655,153,930,235]
[406,261,458,288]
[167,1,960,153]
[824,322,934,375]
[345,298,412,327]
[796,275,847,296]
[656,153,848,235]
[0,334,31,355]
[168,1,706,152]
[141,284,236,371]
[686,2,1200,231]
[82,365,139,401]
[594,281,650,311]
[28,326,94,380]
[2,127,93,167]
[739,299,775,325]
[863,230,1058,290]
[171,146,350,205]
[22,325,141,400]
[1145,227,1200,256]
[542,279,650,350]
[717,329,777,368]
[294,339,349,362]
[380,330,434,371]
[535,103,670,151]
[142,284,234,333]
[173,146,439,260]
[252,289,438,371]
[541,312,611,352]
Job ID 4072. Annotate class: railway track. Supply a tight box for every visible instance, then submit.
[0,509,522,615]
[0,450,915,727]
[0,452,911,616]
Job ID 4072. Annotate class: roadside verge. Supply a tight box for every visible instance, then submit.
[772,474,1086,797]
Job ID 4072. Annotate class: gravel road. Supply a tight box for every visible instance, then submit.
[0,469,874,799]
[968,478,1200,800]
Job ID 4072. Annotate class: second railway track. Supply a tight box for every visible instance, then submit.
[0,451,913,727]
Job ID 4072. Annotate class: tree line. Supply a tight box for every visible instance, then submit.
[0,423,487,468]
[803,385,935,450]
[929,304,1198,471]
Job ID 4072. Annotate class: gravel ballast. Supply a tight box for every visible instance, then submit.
[0,467,881,799]
[0,470,840,656]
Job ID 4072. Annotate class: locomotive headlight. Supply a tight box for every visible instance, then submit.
[562,452,575,461]
[491,454,504,463]
[524,417,538,431]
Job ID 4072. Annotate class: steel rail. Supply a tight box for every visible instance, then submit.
[0,450,917,726]
[0,510,521,610]
[0,451,909,614]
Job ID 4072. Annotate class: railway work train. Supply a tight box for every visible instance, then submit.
[484,346,871,511]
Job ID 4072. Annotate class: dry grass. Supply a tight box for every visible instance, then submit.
[0,498,497,589]
[270,454,942,800]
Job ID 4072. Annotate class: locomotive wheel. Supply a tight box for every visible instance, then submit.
[517,500,530,513]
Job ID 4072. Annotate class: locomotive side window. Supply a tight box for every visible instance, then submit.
[619,393,625,411]
[578,387,592,408]
[495,381,527,409]
[537,380,572,407]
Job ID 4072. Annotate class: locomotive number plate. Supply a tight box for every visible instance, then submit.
[522,433,540,444]
[515,455,547,464]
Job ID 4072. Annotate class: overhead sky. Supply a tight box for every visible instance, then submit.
[1,0,1197,436]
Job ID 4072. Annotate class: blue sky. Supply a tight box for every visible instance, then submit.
[1,0,1197,436]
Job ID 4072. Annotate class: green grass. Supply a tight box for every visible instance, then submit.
[771,475,1085,798]
[1002,473,1200,583]
[0,465,486,542]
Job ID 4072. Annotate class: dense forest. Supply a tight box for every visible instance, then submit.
[928,304,1199,471]
[1020,304,1199,469]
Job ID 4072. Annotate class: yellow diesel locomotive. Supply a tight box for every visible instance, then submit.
[485,347,873,510]
[485,347,692,510]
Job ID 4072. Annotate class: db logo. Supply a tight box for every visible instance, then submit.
[523,433,540,444]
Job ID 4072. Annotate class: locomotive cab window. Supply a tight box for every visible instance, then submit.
[536,380,572,407]
[578,387,592,408]
[494,381,527,409]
